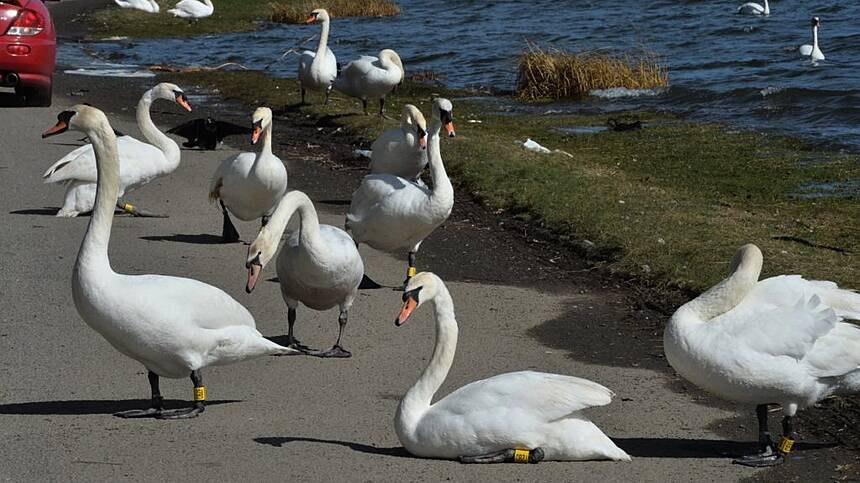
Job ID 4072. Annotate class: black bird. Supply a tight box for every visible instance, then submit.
[167,117,252,150]
[606,117,642,132]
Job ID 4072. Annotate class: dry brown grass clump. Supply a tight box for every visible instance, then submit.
[516,44,668,101]
[270,0,400,24]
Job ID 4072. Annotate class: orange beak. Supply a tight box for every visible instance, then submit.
[42,120,68,138]
[305,15,316,23]
[246,263,261,293]
[444,122,456,138]
[251,126,262,144]
[395,297,418,326]
[176,94,192,112]
[418,134,427,149]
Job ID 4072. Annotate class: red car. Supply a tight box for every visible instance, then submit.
[0,0,56,106]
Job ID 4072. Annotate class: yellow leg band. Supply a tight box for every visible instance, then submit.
[122,203,135,214]
[777,437,794,454]
[193,386,206,402]
[407,266,417,277]
[512,449,530,463]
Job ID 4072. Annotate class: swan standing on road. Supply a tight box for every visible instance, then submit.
[114,0,159,13]
[168,0,214,20]
[346,98,454,285]
[737,0,769,15]
[245,190,364,358]
[209,107,288,243]
[334,49,403,116]
[298,9,337,105]
[664,244,860,467]
[799,17,825,62]
[393,272,631,463]
[42,82,192,218]
[369,104,428,180]
[42,105,297,419]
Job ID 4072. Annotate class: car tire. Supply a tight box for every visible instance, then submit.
[18,81,52,107]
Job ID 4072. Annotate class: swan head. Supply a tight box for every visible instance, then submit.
[395,272,442,326]
[811,17,821,28]
[432,98,456,138]
[251,107,273,144]
[379,49,404,77]
[305,8,330,23]
[729,243,763,276]
[152,82,192,112]
[244,226,278,293]
[402,105,428,149]
[42,104,110,139]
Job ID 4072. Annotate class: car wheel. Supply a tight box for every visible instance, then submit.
[18,81,52,107]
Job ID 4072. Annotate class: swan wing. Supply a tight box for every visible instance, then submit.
[434,371,614,421]
[346,174,404,222]
[44,136,163,185]
[799,44,813,56]
[737,3,763,14]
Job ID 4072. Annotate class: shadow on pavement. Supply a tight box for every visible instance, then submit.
[9,208,61,216]
[254,436,410,458]
[0,399,240,415]
[0,92,25,108]
[615,437,838,459]
[141,233,228,245]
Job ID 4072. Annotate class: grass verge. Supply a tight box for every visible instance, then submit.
[517,44,668,101]
[165,69,860,295]
[271,0,400,24]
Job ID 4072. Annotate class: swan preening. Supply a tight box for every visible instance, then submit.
[246,190,364,358]
[346,98,454,285]
[799,17,825,62]
[737,0,769,15]
[42,105,297,419]
[334,49,404,116]
[114,0,159,13]
[168,0,214,20]
[299,9,338,105]
[368,104,428,180]
[209,107,288,243]
[394,272,631,462]
[664,244,860,467]
[42,82,192,218]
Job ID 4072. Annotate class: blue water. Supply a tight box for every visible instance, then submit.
[58,0,860,150]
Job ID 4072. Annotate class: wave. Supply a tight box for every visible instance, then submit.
[589,87,666,99]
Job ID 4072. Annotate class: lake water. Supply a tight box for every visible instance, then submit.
[59,0,860,151]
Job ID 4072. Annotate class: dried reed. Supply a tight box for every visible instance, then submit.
[270,0,400,24]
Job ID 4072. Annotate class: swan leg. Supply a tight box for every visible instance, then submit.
[379,98,385,117]
[324,85,332,105]
[301,87,306,105]
[307,310,352,358]
[219,200,240,243]
[116,200,168,218]
[361,98,368,115]
[114,371,164,418]
[733,405,784,467]
[460,447,545,464]
[156,370,206,420]
[285,307,310,351]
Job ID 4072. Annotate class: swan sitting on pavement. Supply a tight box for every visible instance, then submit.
[245,190,364,358]
[799,17,825,62]
[664,244,860,467]
[393,272,631,463]
[298,8,337,105]
[42,82,192,217]
[42,105,297,420]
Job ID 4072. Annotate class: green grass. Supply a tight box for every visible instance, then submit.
[165,70,860,294]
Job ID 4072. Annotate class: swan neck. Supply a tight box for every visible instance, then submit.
[399,286,459,430]
[77,122,119,274]
[813,26,819,48]
[427,122,452,200]
[137,91,179,166]
[266,191,322,252]
[685,256,761,322]
[260,121,273,157]
[763,0,769,14]
[316,18,330,57]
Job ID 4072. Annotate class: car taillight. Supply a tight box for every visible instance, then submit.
[6,9,44,36]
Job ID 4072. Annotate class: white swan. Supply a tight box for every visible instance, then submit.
[41,105,297,419]
[114,0,159,13]
[168,0,213,20]
[393,272,631,463]
[799,17,825,62]
[368,104,428,180]
[209,107,288,243]
[334,49,403,116]
[245,190,364,358]
[346,98,454,284]
[664,244,860,467]
[298,8,337,105]
[737,0,768,15]
[42,82,191,218]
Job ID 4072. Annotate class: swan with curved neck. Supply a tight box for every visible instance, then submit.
[298,8,337,105]
[368,104,429,180]
[42,105,297,419]
[42,82,191,217]
[393,272,631,462]
[664,244,860,467]
[799,17,825,62]
[334,49,403,116]
[114,0,159,13]
[346,98,454,285]
[209,107,288,243]
[737,0,768,15]
[168,0,214,20]
[245,190,364,358]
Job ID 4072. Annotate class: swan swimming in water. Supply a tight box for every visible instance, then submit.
[737,0,769,16]
[664,244,860,466]
[799,17,825,62]
[393,272,631,463]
